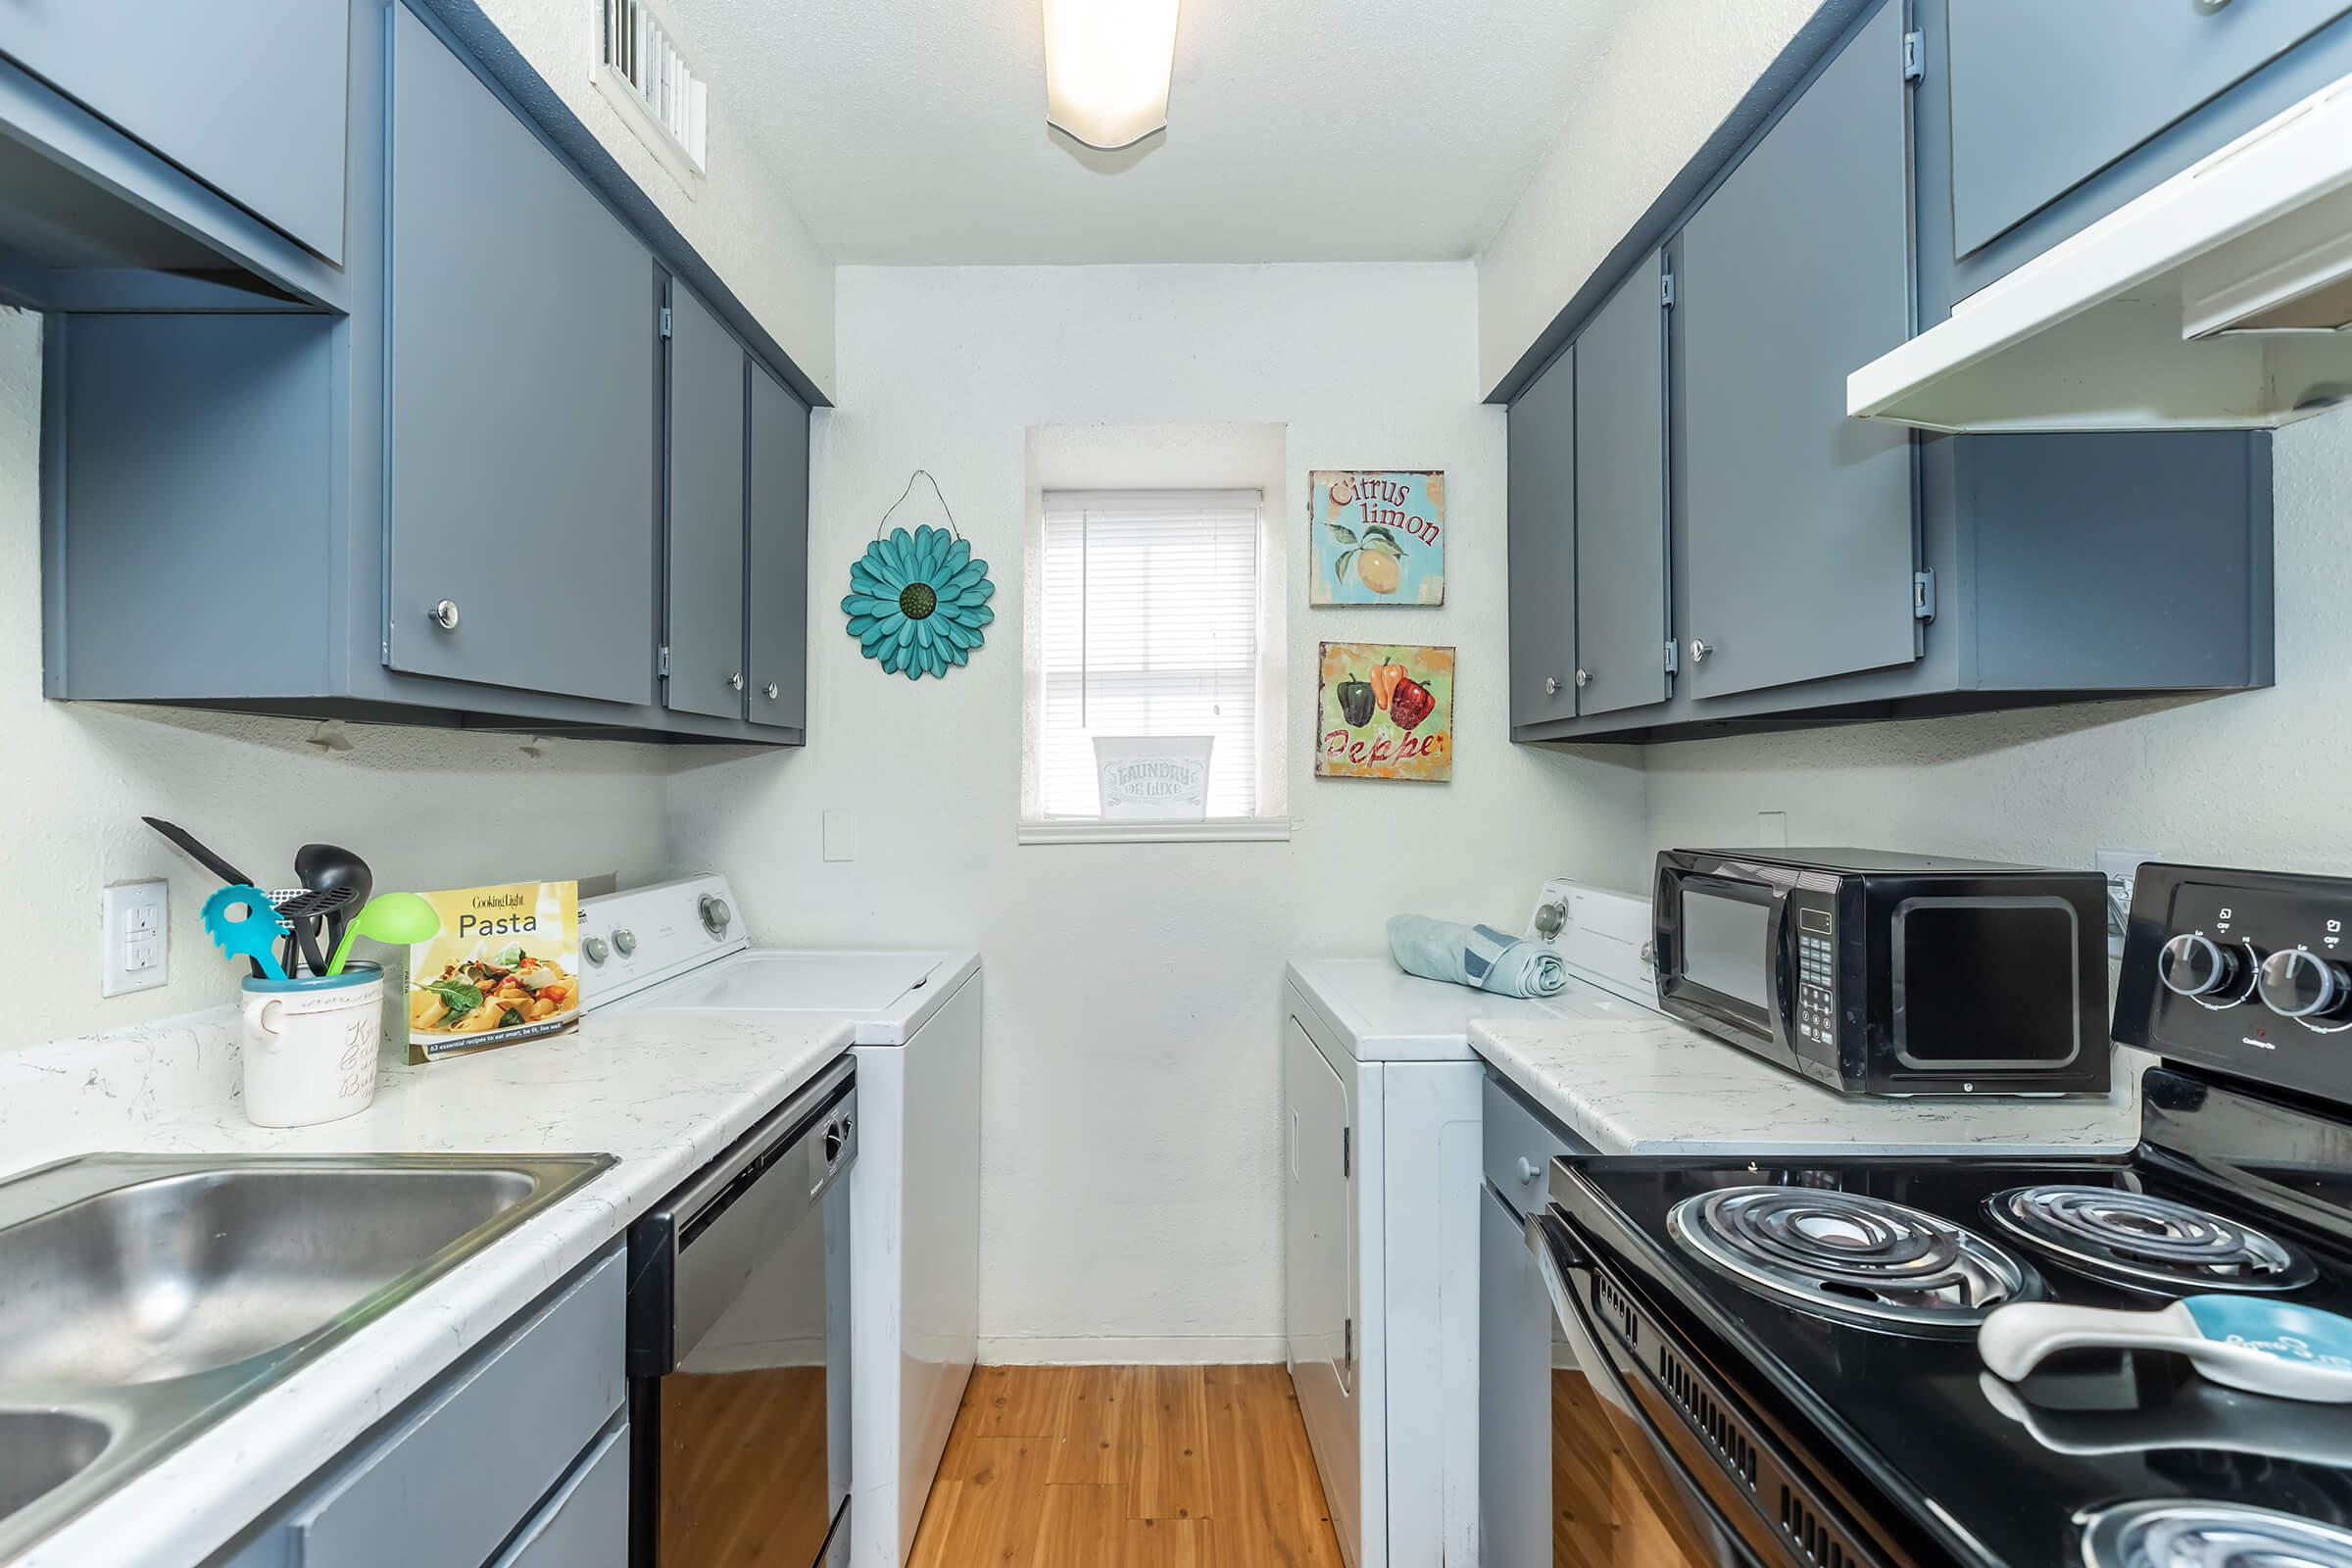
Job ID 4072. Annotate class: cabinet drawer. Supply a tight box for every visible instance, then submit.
[1483,1073,1586,1218]
[277,1250,623,1567]
[489,1416,629,1568]
[1947,0,2352,257]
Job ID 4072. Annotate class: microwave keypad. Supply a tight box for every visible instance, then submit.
[1798,931,1834,1042]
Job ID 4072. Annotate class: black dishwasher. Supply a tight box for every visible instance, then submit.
[626,1055,856,1568]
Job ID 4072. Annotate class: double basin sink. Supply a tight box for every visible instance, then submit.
[0,1152,611,1560]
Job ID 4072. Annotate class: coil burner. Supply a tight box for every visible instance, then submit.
[2078,1500,2352,1568]
[1985,1184,2317,1296]
[1667,1185,2037,1336]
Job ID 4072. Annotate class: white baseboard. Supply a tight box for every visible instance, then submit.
[978,1334,1289,1366]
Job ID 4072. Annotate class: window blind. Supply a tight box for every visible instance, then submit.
[1038,489,1265,818]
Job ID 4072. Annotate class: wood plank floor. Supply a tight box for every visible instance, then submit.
[909,1365,1347,1568]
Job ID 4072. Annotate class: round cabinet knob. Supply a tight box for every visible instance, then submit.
[1544,675,1559,697]
[699,894,732,936]
[1575,668,1592,689]
[430,599,461,631]
[763,683,779,701]
[612,928,637,956]
[727,671,745,691]
[1517,1157,1543,1187]
[2259,949,2352,1020]
[1689,638,1712,664]
[582,935,610,965]
[2158,933,2242,1000]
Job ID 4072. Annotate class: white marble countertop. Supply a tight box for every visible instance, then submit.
[1471,1011,2147,1156]
[0,1004,855,1568]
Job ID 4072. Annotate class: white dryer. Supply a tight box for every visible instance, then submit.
[583,875,980,1568]
[1284,880,1654,1568]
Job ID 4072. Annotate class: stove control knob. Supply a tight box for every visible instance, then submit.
[612,928,637,956]
[582,935,611,965]
[2158,933,2242,1000]
[2259,948,2352,1020]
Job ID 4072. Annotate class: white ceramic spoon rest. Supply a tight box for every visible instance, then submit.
[1979,1296,2352,1402]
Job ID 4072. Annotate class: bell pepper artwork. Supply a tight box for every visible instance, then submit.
[1317,642,1454,782]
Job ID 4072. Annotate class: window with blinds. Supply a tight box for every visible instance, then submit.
[1037,489,1267,818]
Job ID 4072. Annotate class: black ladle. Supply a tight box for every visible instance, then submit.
[294,843,372,970]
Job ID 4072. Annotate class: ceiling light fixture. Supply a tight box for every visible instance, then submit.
[1042,0,1181,151]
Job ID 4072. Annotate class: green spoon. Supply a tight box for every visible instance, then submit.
[326,892,442,975]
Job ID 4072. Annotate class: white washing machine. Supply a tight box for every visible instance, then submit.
[1284,879,1654,1568]
[582,875,980,1568]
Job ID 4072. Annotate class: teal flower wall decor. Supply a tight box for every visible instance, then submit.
[844,474,994,680]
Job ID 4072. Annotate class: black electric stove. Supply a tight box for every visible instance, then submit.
[1530,863,2352,1568]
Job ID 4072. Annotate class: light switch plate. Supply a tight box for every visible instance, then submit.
[102,880,169,997]
[822,811,858,862]
[1756,810,1789,849]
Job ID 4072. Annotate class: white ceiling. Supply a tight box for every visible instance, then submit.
[681,0,1631,265]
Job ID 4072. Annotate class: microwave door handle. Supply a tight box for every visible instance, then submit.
[1767,892,1793,1041]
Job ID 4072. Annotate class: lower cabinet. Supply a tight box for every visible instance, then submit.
[212,1249,624,1568]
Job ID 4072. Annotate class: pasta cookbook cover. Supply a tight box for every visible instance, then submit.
[406,881,581,1063]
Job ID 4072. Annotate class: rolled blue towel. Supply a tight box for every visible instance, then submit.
[1386,914,1566,999]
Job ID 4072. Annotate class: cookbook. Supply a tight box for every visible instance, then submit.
[406,881,581,1063]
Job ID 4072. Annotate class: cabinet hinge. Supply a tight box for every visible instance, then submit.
[1902,29,1924,82]
[1913,568,1936,621]
[1660,270,1676,309]
[1663,638,1681,675]
[658,644,671,677]
[659,305,673,340]
[1342,1127,1351,1180]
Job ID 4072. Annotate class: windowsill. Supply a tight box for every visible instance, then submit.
[1016,817,1294,846]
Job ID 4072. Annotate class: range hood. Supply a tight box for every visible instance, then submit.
[1850,70,2352,432]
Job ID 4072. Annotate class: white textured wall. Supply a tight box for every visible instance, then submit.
[469,0,837,396]
[665,264,1649,1357]
[1477,0,1818,393]
[1644,409,2352,872]
[0,308,675,1050]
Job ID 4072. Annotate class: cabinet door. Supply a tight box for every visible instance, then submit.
[0,0,348,261]
[664,284,749,720]
[1506,347,1577,728]
[1573,261,1670,717]
[1479,1187,1553,1568]
[1680,0,1915,702]
[746,362,809,732]
[1949,0,2352,257]
[385,5,657,707]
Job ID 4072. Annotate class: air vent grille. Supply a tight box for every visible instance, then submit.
[1782,1485,1867,1568]
[1592,1273,1639,1345]
[1657,1344,1758,1485]
[598,0,708,174]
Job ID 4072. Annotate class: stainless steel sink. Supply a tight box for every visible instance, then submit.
[0,1152,611,1561]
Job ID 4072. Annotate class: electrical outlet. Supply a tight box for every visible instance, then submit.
[1757,810,1788,849]
[102,880,169,998]
[822,811,858,862]
[2096,848,2160,959]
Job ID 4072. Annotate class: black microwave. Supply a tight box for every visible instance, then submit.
[1653,849,2111,1097]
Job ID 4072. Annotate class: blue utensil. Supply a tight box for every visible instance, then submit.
[202,884,290,982]
[1982,1295,2352,1401]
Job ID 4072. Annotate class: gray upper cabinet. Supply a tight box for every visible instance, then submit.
[384,3,658,709]
[1947,0,2352,259]
[0,0,349,264]
[1571,259,1669,718]
[663,284,750,720]
[1678,0,1915,703]
[1505,346,1577,730]
[748,363,811,734]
